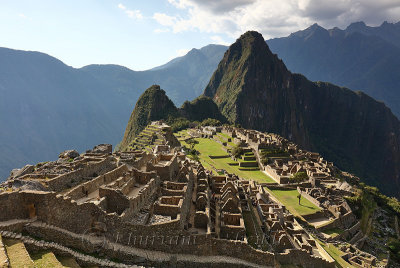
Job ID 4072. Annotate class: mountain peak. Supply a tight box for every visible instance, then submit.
[120,84,178,150]
[290,23,327,39]
[346,21,367,31]
[204,30,289,123]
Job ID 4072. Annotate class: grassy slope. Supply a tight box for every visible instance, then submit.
[3,238,34,268]
[317,240,355,268]
[266,188,321,216]
[31,251,65,268]
[181,137,275,183]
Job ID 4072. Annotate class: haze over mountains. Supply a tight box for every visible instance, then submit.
[0,45,226,180]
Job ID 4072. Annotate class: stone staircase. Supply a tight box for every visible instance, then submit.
[0,231,140,268]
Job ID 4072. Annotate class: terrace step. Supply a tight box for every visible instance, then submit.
[0,231,137,268]
[57,256,81,268]
[3,238,34,268]
[31,250,65,267]
[0,234,9,268]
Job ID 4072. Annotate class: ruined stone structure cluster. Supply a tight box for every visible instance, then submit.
[0,125,339,267]
[192,125,378,267]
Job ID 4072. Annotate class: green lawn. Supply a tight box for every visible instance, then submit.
[181,138,275,183]
[31,251,64,268]
[317,240,355,268]
[266,188,321,216]
[216,133,236,147]
[3,238,34,268]
[323,227,344,238]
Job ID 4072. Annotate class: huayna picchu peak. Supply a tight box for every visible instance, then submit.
[204,30,400,198]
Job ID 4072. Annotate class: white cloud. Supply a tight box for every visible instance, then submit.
[153,13,177,27]
[154,28,170,33]
[118,3,143,20]
[18,13,27,19]
[156,0,400,39]
[210,35,230,46]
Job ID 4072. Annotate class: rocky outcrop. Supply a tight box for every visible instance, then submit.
[204,31,400,198]
[58,150,80,159]
[8,165,34,180]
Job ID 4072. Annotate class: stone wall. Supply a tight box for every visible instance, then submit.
[0,191,27,220]
[47,157,117,192]
[65,165,128,200]
[120,178,159,219]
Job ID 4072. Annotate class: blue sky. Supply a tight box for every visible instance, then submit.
[1,0,399,70]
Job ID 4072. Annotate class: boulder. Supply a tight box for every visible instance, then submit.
[91,144,112,154]
[58,150,80,159]
[10,164,34,179]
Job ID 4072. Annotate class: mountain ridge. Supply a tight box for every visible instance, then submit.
[0,45,227,180]
[204,30,400,198]
[267,21,400,117]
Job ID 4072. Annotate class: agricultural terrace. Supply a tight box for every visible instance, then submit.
[175,131,275,183]
[266,188,322,217]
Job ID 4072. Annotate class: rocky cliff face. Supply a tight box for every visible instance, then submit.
[204,31,400,197]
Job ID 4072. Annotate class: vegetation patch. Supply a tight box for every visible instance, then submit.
[322,227,344,238]
[3,238,34,268]
[266,188,321,216]
[181,137,275,183]
[31,251,64,268]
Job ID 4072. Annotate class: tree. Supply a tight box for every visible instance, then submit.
[291,172,309,183]
[231,144,243,158]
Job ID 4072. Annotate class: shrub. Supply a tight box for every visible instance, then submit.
[290,172,308,183]
[231,145,244,158]
[200,118,221,126]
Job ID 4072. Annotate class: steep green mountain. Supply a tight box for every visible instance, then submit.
[120,86,225,151]
[204,31,400,198]
[0,45,226,180]
[180,96,225,122]
[267,21,400,117]
[120,85,179,150]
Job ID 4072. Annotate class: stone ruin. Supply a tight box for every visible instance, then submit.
[0,123,338,267]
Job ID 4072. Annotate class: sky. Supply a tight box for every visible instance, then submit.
[1,0,399,70]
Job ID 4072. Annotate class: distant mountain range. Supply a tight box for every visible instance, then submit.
[267,21,400,117]
[2,20,400,187]
[0,45,226,180]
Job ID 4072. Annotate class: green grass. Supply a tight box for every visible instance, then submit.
[317,240,355,268]
[3,238,35,268]
[266,188,321,216]
[216,133,236,147]
[182,138,275,183]
[323,227,344,238]
[31,251,65,268]
[57,256,81,268]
